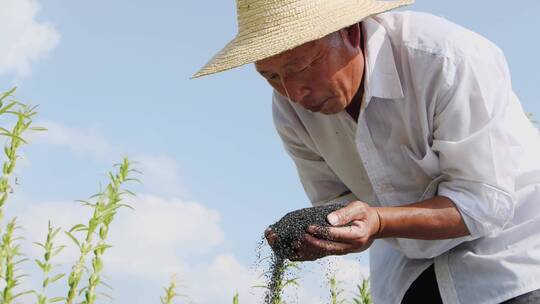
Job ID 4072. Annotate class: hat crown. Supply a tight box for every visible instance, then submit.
[235,0,320,35]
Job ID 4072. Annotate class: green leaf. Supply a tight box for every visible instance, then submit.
[124,177,142,184]
[68,224,87,233]
[47,296,66,303]
[120,189,137,197]
[99,279,113,290]
[33,241,46,249]
[34,259,47,271]
[116,203,135,211]
[51,245,66,257]
[0,87,17,103]
[64,231,81,250]
[51,226,62,238]
[13,290,34,299]
[29,126,48,131]
[2,132,28,144]
[49,273,65,283]
[93,243,112,252]
[97,291,113,300]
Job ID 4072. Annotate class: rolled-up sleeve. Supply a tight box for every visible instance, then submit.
[392,43,522,259]
[431,45,521,239]
[272,93,357,207]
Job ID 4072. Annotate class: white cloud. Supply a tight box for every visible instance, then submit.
[29,121,186,197]
[12,193,268,303]
[0,0,60,78]
[104,194,225,278]
[14,194,224,278]
[30,120,113,158]
[189,254,265,303]
[134,155,186,197]
[323,255,370,282]
[326,255,370,295]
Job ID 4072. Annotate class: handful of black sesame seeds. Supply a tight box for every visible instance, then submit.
[261,203,349,303]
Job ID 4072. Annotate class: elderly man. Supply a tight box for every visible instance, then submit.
[194,1,540,303]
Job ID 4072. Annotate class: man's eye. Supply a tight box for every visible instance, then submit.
[269,74,280,81]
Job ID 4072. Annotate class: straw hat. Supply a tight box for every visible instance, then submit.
[192,0,414,78]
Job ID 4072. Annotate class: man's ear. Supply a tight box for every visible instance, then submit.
[340,23,361,49]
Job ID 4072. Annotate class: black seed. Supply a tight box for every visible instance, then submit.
[260,202,347,303]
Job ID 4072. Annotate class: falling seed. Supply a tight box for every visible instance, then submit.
[260,203,348,303]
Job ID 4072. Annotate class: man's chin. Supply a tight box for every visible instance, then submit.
[319,104,344,115]
[318,109,338,115]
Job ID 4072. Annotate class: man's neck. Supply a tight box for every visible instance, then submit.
[345,79,364,123]
[345,22,365,124]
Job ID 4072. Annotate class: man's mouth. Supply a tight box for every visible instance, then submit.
[306,98,329,112]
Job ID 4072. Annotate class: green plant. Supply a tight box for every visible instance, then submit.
[328,274,346,304]
[232,292,239,304]
[0,88,169,304]
[32,221,66,304]
[160,274,189,304]
[351,279,372,304]
[160,274,179,304]
[0,217,32,303]
[64,157,139,304]
[0,88,45,304]
[256,257,300,304]
[0,87,46,223]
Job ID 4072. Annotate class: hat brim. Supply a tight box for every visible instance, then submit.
[192,0,413,79]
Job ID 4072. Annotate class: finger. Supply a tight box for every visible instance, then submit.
[289,235,326,262]
[307,222,368,243]
[289,250,322,262]
[289,254,316,262]
[264,228,278,247]
[302,233,356,256]
[327,201,368,226]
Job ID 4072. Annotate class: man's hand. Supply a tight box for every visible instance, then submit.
[265,201,381,261]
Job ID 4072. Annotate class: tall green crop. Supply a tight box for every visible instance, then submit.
[0,218,32,303]
[160,274,190,304]
[0,87,46,222]
[328,274,346,304]
[255,257,300,304]
[351,279,372,304]
[32,221,66,304]
[65,157,139,304]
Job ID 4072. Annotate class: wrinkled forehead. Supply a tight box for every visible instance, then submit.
[255,38,322,71]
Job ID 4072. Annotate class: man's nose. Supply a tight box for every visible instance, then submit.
[281,77,310,104]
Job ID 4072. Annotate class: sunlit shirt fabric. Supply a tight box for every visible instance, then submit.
[271,11,540,304]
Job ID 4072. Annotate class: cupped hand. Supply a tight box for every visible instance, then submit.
[265,201,381,262]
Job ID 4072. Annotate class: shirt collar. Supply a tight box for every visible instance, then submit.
[361,17,404,101]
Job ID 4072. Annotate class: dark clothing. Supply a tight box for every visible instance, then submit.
[401,264,540,304]
[401,264,442,304]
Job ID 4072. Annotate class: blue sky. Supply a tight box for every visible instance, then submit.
[0,0,539,303]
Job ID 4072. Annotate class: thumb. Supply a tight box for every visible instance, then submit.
[327,201,365,226]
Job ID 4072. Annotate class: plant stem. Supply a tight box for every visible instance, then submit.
[33,220,66,304]
[65,157,139,304]
[351,278,372,304]
[0,218,31,304]
[0,87,46,223]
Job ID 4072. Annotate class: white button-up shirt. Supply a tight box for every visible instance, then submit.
[271,11,540,304]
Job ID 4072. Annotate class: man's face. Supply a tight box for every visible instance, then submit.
[255,27,364,115]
